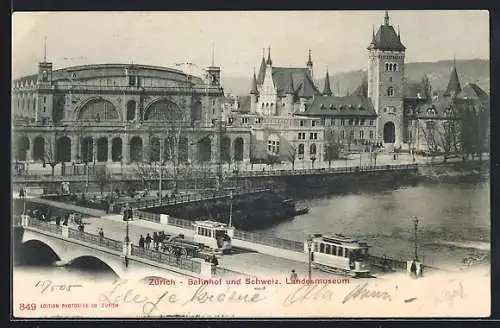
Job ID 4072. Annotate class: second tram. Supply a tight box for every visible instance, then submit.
[306,233,371,277]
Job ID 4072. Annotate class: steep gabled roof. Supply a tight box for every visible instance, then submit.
[271,67,320,97]
[457,83,488,100]
[443,64,462,98]
[301,96,377,117]
[298,70,316,98]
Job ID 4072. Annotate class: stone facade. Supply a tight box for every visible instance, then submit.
[12,63,251,165]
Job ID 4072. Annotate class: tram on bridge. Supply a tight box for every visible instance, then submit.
[192,220,233,254]
[306,233,371,277]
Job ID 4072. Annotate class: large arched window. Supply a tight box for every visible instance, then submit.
[144,99,182,121]
[298,143,305,159]
[310,143,317,158]
[78,99,120,120]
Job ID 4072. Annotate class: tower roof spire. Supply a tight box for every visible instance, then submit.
[323,69,332,96]
[266,47,272,65]
[384,10,390,25]
[444,59,462,98]
[257,50,267,84]
[307,48,313,66]
[250,71,259,95]
[43,37,47,62]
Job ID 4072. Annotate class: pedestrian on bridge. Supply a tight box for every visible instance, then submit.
[99,228,104,238]
[145,233,152,249]
[139,235,145,248]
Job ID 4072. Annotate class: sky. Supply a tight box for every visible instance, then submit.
[12,11,489,80]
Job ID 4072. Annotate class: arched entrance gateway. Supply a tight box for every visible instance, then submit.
[33,136,45,162]
[383,122,396,144]
[111,138,122,162]
[233,137,244,162]
[56,137,71,163]
[16,136,30,161]
[97,137,108,162]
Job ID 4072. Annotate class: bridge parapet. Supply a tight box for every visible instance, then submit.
[130,245,203,275]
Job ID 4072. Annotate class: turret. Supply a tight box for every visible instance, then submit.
[250,71,259,113]
[323,70,332,96]
[306,49,313,78]
[443,59,462,98]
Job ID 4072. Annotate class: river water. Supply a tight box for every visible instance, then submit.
[260,175,490,269]
[14,174,490,277]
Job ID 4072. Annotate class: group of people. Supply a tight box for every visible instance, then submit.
[138,231,170,251]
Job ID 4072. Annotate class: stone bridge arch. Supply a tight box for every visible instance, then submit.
[21,231,124,277]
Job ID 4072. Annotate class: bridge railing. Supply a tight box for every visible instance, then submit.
[168,217,195,230]
[133,210,161,223]
[68,228,123,252]
[28,219,63,235]
[233,230,304,253]
[130,245,201,274]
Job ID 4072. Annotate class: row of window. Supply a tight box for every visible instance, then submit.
[319,104,366,111]
[338,130,375,140]
[385,62,399,72]
[323,118,375,127]
[197,227,214,238]
[297,143,317,156]
[315,242,351,258]
[300,120,317,127]
[297,132,318,140]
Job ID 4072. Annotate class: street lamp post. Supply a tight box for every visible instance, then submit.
[124,210,130,268]
[413,217,419,261]
[307,238,313,280]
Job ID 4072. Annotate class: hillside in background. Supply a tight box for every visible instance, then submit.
[221,59,489,96]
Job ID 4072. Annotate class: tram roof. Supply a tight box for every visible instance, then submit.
[193,220,229,229]
[313,233,369,247]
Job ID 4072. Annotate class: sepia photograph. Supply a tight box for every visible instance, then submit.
[11,10,490,318]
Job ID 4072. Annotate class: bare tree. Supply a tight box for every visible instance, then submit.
[324,129,340,168]
[287,143,297,171]
[163,101,189,194]
[43,140,58,176]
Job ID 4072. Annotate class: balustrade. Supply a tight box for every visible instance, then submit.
[130,245,201,273]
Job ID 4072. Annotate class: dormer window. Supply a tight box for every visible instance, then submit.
[358,104,363,110]
[320,104,324,110]
[427,107,436,115]
[348,104,354,109]
[339,105,344,110]
[329,104,335,110]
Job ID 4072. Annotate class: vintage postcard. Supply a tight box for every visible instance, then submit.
[11,10,490,318]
